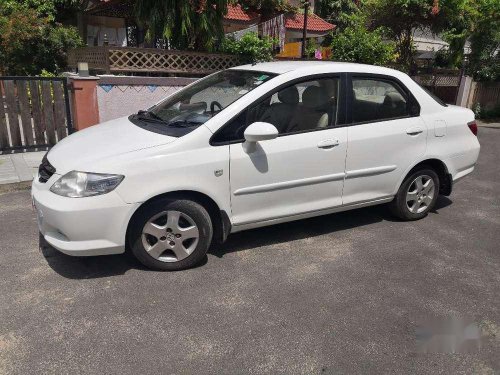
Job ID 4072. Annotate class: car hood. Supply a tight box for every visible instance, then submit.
[47,117,176,173]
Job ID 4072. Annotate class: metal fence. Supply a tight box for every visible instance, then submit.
[0,77,73,154]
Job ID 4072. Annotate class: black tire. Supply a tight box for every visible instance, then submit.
[389,167,440,221]
[128,198,213,271]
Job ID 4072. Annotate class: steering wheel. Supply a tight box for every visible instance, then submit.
[210,101,223,115]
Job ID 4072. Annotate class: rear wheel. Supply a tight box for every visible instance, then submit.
[389,168,439,221]
[129,199,212,271]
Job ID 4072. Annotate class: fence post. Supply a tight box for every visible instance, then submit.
[466,81,478,109]
[104,46,111,74]
[456,76,473,107]
[67,76,100,131]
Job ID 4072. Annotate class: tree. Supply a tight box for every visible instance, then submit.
[427,0,499,79]
[430,0,471,67]
[0,0,88,23]
[237,0,296,13]
[366,0,437,69]
[0,2,83,75]
[316,0,359,30]
[135,0,229,51]
[329,14,396,65]
[465,0,500,81]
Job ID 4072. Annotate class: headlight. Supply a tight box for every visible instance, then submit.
[50,171,124,198]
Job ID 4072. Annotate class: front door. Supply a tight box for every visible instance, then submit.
[342,75,427,205]
[224,76,348,226]
[230,128,348,226]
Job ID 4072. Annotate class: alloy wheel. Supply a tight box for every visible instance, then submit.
[141,210,199,262]
[405,175,435,214]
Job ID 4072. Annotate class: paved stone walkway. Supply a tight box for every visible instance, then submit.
[0,151,45,185]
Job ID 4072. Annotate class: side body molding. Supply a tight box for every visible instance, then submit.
[233,172,346,196]
[345,165,397,179]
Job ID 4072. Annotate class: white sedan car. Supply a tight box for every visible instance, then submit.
[32,61,480,270]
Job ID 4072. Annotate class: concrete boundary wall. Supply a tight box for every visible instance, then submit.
[96,76,198,123]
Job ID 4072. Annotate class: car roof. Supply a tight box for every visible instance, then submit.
[231,60,401,76]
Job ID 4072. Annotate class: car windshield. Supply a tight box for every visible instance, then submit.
[129,70,276,136]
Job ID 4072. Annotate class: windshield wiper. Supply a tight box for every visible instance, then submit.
[135,110,168,123]
[167,119,204,128]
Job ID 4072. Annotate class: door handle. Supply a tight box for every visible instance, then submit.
[406,127,424,136]
[317,139,340,149]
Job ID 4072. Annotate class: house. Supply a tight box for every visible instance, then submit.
[222,3,334,58]
[78,1,334,51]
[67,1,334,74]
[223,4,261,34]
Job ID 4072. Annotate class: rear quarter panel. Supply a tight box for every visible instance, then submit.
[422,105,480,179]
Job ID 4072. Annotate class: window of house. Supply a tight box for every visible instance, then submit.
[212,77,340,144]
[351,78,409,123]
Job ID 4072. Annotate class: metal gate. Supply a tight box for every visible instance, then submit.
[0,77,73,154]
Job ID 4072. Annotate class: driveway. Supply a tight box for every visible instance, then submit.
[1,128,499,374]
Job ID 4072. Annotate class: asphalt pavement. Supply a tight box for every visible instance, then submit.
[0,128,499,374]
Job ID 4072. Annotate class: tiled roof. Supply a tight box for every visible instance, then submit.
[285,12,335,32]
[225,4,260,22]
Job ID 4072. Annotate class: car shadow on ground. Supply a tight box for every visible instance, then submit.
[41,196,452,279]
[210,195,452,257]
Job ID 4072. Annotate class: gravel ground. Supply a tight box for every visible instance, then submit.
[0,128,499,375]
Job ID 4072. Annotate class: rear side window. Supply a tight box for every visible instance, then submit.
[351,78,409,123]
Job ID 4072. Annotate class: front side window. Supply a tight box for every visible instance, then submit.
[351,78,409,123]
[212,77,340,143]
[129,70,276,136]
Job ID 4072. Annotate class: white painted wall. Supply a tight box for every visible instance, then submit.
[96,84,182,122]
[95,77,197,123]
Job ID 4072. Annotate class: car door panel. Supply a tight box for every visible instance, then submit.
[343,117,427,205]
[229,127,348,226]
[342,74,427,205]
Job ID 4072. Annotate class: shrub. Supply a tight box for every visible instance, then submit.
[0,5,83,75]
[305,38,320,59]
[329,24,395,66]
[473,103,500,120]
[221,32,275,63]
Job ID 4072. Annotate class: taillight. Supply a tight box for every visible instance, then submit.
[467,120,478,136]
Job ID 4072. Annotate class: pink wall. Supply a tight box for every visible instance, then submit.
[69,77,100,130]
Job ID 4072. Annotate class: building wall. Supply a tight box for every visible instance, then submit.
[83,15,127,47]
[96,77,197,123]
[223,21,255,34]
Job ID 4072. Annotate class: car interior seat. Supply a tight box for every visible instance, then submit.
[287,86,330,132]
[379,91,407,119]
[259,86,300,133]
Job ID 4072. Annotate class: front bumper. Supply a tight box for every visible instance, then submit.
[32,175,140,256]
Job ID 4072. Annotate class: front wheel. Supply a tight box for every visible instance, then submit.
[389,168,440,221]
[128,199,213,271]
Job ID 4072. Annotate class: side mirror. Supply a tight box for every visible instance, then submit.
[243,122,278,153]
[244,122,278,142]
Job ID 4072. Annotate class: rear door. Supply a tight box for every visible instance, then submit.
[342,74,427,205]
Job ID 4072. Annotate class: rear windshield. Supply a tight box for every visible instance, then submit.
[129,70,276,137]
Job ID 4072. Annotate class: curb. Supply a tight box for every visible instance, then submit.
[477,121,500,129]
[478,125,500,129]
